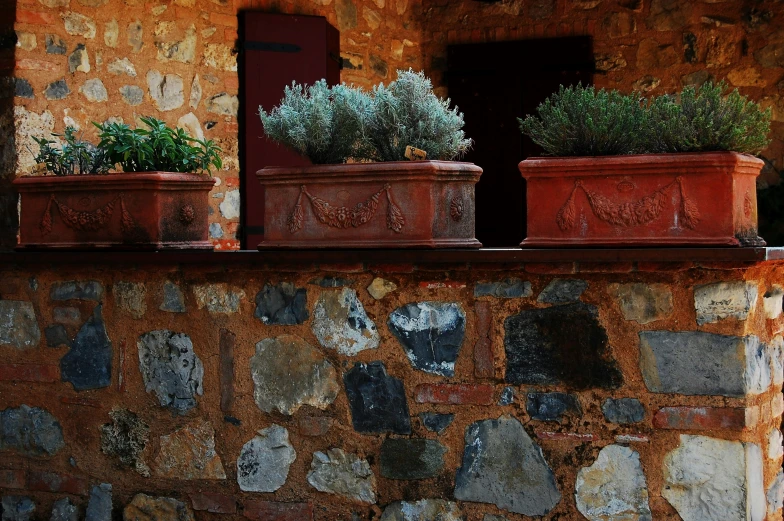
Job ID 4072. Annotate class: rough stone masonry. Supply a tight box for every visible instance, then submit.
[0,257,782,521]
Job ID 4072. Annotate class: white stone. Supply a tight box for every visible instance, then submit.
[107,57,136,77]
[206,93,239,116]
[189,74,202,109]
[62,12,96,39]
[177,112,203,141]
[146,70,184,111]
[769,429,783,460]
[203,43,237,71]
[380,500,462,521]
[219,189,240,219]
[307,448,376,503]
[79,79,108,102]
[662,435,765,521]
[764,286,783,320]
[694,281,759,325]
[104,19,118,47]
[192,283,244,314]
[367,277,397,300]
[575,444,652,521]
[311,288,379,355]
[768,470,784,515]
[14,106,55,173]
[237,425,295,492]
[16,32,36,51]
[155,23,196,64]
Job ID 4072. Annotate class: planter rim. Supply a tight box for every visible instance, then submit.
[257,160,482,183]
[13,171,215,191]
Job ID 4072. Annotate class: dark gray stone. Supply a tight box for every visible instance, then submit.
[526,392,582,422]
[602,398,645,424]
[639,331,768,397]
[45,34,67,54]
[1,496,35,521]
[388,302,466,376]
[44,80,70,101]
[159,281,185,313]
[53,306,81,325]
[50,280,103,301]
[68,44,88,73]
[0,405,64,456]
[419,413,454,434]
[344,361,411,434]
[454,416,561,515]
[498,386,515,405]
[0,301,40,349]
[310,276,354,288]
[100,408,150,476]
[505,303,622,389]
[137,330,204,413]
[49,498,78,521]
[45,324,71,348]
[254,282,308,325]
[474,278,532,298]
[84,484,111,521]
[14,79,33,99]
[537,279,588,304]
[380,438,446,480]
[60,305,112,390]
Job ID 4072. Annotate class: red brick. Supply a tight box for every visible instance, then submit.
[224,177,240,188]
[60,396,101,408]
[17,10,56,24]
[220,328,235,413]
[317,263,365,273]
[473,301,494,378]
[211,12,237,26]
[243,501,313,521]
[418,281,467,289]
[0,468,26,489]
[576,262,635,274]
[297,415,333,437]
[225,28,239,42]
[15,58,60,71]
[190,492,237,514]
[653,406,758,431]
[415,383,494,405]
[0,364,59,383]
[636,262,694,272]
[213,239,241,250]
[524,262,575,274]
[27,471,89,496]
[536,431,594,442]
[367,263,415,273]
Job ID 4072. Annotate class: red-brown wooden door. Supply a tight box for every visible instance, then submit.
[240,12,339,248]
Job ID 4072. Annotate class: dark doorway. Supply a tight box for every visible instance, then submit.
[240,12,339,249]
[447,37,594,247]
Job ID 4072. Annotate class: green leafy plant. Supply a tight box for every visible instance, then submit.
[518,84,647,156]
[364,69,472,161]
[259,80,372,164]
[32,126,112,176]
[95,116,222,175]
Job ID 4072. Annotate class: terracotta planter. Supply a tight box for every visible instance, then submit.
[519,152,765,247]
[256,161,482,249]
[13,172,214,250]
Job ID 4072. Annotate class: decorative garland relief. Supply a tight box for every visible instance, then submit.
[40,193,136,235]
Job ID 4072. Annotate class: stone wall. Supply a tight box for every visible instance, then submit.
[1,259,784,520]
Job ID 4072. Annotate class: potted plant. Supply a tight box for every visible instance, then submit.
[14,117,221,250]
[256,69,482,249]
[517,82,771,247]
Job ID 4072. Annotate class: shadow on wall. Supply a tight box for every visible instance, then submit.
[0,1,17,250]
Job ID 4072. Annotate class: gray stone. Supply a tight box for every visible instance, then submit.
[498,386,515,405]
[526,392,582,422]
[380,438,445,480]
[370,54,388,78]
[756,41,784,68]
[80,78,107,102]
[46,34,67,54]
[250,335,339,415]
[14,79,33,99]
[307,448,376,503]
[192,283,244,314]
[51,280,103,301]
[379,500,462,521]
[388,301,466,376]
[68,44,89,73]
[50,498,78,521]
[237,425,296,492]
[114,281,146,319]
[137,330,204,413]
[694,281,758,325]
[44,80,70,100]
[312,288,379,355]
[45,324,71,348]
[767,470,784,515]
[474,278,532,298]
[344,361,411,434]
[455,416,561,515]
[682,70,713,87]
[646,0,690,31]
[53,307,81,325]
[0,405,64,457]
[537,278,588,304]
[1,497,35,521]
[367,277,397,300]
[310,276,353,288]
[663,435,765,521]
[146,70,184,111]
[61,305,112,390]
[0,301,40,349]
[209,222,223,239]
[128,21,143,53]
[120,85,143,106]
[107,57,136,76]
[771,336,784,386]
[154,420,226,480]
[254,282,308,325]
[219,189,239,219]
[62,12,96,39]
[123,494,194,521]
[575,445,652,521]
[419,412,453,434]
[602,398,645,424]
[639,331,769,397]
[159,281,185,313]
[205,92,238,116]
[85,484,111,521]
[608,283,673,324]
[100,408,150,476]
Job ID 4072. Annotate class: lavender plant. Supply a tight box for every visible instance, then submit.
[32,127,111,176]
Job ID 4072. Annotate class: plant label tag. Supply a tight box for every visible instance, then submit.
[405,146,427,161]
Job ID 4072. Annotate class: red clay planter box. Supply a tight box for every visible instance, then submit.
[14,172,214,250]
[519,152,765,247]
[256,161,482,249]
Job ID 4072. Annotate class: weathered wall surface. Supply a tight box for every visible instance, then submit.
[1,260,783,520]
